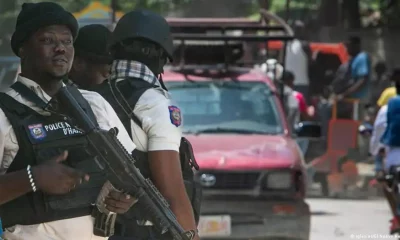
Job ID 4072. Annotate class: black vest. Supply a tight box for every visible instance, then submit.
[91,79,155,178]
[0,88,106,228]
[91,78,202,236]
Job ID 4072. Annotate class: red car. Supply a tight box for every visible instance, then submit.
[163,66,312,240]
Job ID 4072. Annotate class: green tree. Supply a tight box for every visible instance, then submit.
[343,0,361,28]
[380,0,400,28]
[105,0,193,15]
[319,0,339,27]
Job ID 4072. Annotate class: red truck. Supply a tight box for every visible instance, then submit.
[163,15,321,240]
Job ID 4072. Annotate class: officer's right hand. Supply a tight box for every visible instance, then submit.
[32,151,90,195]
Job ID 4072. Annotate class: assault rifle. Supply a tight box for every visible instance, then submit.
[47,85,196,240]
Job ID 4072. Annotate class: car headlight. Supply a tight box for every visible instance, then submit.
[266,172,292,189]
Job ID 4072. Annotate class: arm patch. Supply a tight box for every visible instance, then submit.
[168,105,182,127]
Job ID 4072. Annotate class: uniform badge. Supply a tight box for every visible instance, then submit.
[28,124,46,140]
[168,105,182,127]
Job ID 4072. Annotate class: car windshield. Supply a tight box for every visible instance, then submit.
[166,81,283,135]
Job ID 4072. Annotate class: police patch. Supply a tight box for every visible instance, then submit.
[168,105,182,127]
[28,124,46,140]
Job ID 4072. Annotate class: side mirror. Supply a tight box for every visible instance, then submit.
[295,121,322,138]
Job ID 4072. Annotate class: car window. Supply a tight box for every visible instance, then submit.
[166,81,283,134]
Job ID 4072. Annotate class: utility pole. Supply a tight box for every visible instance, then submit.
[258,0,271,9]
[343,0,361,29]
[110,0,118,30]
[285,0,291,22]
[319,0,339,26]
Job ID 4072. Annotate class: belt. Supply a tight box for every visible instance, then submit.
[116,221,165,239]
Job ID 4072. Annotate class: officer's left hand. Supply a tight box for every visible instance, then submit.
[104,190,138,214]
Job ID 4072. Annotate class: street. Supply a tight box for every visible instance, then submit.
[308,198,391,240]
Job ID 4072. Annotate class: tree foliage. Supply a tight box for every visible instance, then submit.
[0,0,194,16]
[2,0,400,29]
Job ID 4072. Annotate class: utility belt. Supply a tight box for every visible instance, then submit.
[113,221,171,240]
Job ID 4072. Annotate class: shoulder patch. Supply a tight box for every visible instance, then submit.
[28,123,47,140]
[168,105,182,127]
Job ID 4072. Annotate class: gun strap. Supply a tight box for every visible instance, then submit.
[64,84,99,128]
[11,82,48,109]
[109,78,156,130]
[10,82,98,127]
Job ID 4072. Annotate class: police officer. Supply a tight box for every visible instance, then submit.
[93,10,199,240]
[0,3,136,239]
[69,24,112,89]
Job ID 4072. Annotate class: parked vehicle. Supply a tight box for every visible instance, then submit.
[163,12,321,240]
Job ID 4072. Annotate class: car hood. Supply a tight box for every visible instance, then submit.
[185,134,301,170]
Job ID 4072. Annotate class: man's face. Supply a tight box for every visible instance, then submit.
[86,62,110,85]
[71,58,110,88]
[22,25,74,78]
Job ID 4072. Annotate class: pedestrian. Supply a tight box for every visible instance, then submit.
[282,70,315,121]
[285,20,312,101]
[370,104,387,176]
[0,3,136,240]
[380,77,400,171]
[380,77,400,234]
[68,24,112,89]
[332,35,371,120]
[91,10,200,240]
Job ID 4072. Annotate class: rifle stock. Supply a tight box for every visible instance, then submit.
[48,86,195,240]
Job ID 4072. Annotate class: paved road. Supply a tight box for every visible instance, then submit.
[308,198,392,240]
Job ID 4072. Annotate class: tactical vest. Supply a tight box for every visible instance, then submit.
[91,78,202,236]
[0,83,106,228]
